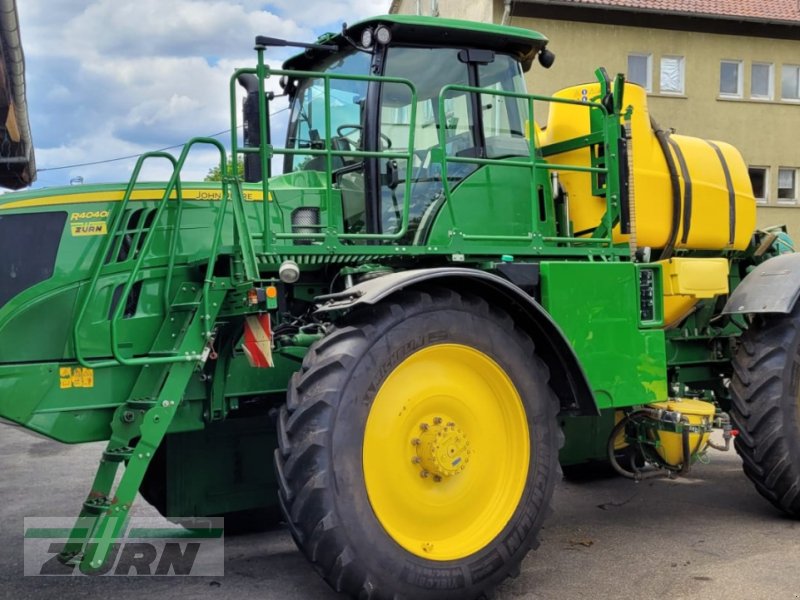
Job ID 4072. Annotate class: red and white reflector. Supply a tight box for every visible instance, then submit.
[243,314,274,368]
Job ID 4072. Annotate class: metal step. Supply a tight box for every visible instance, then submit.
[102,446,134,462]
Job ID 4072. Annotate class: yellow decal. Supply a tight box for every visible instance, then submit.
[59,367,94,389]
[71,210,110,221]
[71,221,108,236]
[70,211,109,236]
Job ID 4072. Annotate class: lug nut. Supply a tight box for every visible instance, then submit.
[411,438,421,446]
[433,475,442,483]
[411,457,421,464]
[420,470,429,478]
[433,417,442,425]
[420,423,429,431]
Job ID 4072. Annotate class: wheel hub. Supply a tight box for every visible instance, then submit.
[363,343,530,561]
[412,416,472,481]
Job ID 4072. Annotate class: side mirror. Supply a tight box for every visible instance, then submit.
[237,74,265,182]
[538,48,555,69]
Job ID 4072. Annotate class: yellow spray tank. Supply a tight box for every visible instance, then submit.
[608,399,719,479]
[646,398,716,468]
[541,82,757,325]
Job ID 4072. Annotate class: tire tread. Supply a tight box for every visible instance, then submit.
[730,307,800,517]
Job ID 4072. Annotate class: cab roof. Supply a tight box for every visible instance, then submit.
[283,14,548,73]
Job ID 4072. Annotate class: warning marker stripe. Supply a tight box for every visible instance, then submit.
[243,314,274,368]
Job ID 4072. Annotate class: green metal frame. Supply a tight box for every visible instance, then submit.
[435,80,624,249]
[223,52,629,260]
[71,139,240,368]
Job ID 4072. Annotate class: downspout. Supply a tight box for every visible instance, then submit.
[501,0,512,25]
[0,0,35,184]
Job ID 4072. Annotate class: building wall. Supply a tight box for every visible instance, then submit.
[392,0,800,242]
[391,0,501,23]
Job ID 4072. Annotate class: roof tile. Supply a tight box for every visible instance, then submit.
[548,1,800,24]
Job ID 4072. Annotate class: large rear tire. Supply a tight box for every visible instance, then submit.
[731,307,800,517]
[275,288,561,600]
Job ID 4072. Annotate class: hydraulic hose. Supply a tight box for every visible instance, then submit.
[608,411,707,479]
[607,412,663,481]
[679,425,692,476]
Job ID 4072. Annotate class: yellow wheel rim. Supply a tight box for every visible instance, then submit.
[363,343,530,561]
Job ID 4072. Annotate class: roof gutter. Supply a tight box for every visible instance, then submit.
[0,0,35,185]
[513,0,800,29]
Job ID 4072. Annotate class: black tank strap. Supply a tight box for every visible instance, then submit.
[651,117,681,260]
[667,138,693,245]
[706,140,736,246]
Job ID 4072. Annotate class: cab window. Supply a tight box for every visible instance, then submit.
[478,54,530,158]
[285,49,371,173]
[379,47,476,237]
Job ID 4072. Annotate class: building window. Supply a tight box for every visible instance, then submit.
[782,65,800,101]
[778,167,797,203]
[627,53,652,91]
[719,60,742,97]
[748,167,769,204]
[751,63,774,100]
[660,56,685,94]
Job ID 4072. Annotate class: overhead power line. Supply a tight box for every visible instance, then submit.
[38,127,233,172]
[39,105,291,173]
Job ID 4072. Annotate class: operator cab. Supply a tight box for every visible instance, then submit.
[279,16,551,242]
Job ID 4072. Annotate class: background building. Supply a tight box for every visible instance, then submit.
[390,0,800,238]
[0,0,35,188]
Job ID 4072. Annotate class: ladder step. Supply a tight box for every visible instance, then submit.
[103,446,134,462]
[145,350,179,357]
[170,301,201,311]
[126,399,157,410]
[57,549,83,566]
[82,496,112,514]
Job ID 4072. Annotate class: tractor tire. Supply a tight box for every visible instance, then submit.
[730,306,800,517]
[275,287,561,600]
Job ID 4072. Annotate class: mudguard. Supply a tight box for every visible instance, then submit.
[315,267,599,416]
[724,253,800,315]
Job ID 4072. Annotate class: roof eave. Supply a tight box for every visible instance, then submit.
[513,0,800,29]
[0,0,35,189]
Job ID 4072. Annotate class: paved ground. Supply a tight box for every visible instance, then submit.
[2,425,800,600]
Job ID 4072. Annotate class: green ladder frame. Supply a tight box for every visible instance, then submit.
[61,138,256,571]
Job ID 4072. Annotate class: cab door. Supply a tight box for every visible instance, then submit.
[377,47,548,245]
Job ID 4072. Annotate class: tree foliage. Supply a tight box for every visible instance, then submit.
[204,155,244,181]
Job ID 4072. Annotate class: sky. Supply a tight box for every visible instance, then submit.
[18,0,391,189]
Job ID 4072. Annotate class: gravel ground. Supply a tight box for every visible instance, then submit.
[2,425,799,600]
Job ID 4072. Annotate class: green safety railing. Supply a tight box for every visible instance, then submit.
[229,50,627,257]
[436,71,624,247]
[72,138,236,369]
[229,50,420,247]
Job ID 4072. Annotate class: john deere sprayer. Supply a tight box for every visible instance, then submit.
[3,14,800,599]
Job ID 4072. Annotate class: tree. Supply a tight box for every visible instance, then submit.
[204,155,244,181]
